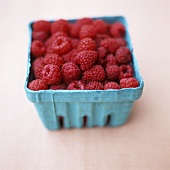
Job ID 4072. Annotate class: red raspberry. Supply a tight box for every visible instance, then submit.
[76,18,93,26]
[115,37,126,46]
[28,79,48,91]
[51,19,69,34]
[95,34,110,47]
[71,38,80,49]
[32,57,45,79]
[76,50,97,71]
[120,77,139,88]
[105,54,117,66]
[33,20,51,33]
[62,49,78,63]
[67,80,85,90]
[50,83,67,90]
[31,40,46,58]
[115,47,132,64]
[83,65,105,82]
[44,53,64,67]
[104,82,120,90]
[110,22,126,38]
[119,64,133,80]
[106,65,120,81]
[97,47,107,59]
[61,62,81,84]
[86,81,104,90]
[100,38,121,54]
[32,31,49,42]
[42,64,61,85]
[78,38,96,51]
[69,23,81,38]
[93,19,108,34]
[79,25,96,39]
[47,36,71,55]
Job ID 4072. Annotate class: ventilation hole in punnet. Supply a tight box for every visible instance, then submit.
[83,116,88,127]
[106,115,111,125]
[58,116,64,128]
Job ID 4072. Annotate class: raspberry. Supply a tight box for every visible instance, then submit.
[76,50,97,71]
[115,37,126,46]
[95,34,110,47]
[104,82,120,90]
[69,23,81,38]
[76,18,93,26]
[110,22,126,38]
[31,40,46,57]
[42,64,61,85]
[77,38,96,51]
[83,65,105,82]
[71,38,80,49]
[33,20,51,33]
[79,25,96,39]
[32,31,49,42]
[61,62,81,84]
[93,19,108,34]
[67,80,85,90]
[28,79,48,91]
[106,65,120,81]
[32,57,45,79]
[86,81,103,90]
[62,49,78,63]
[47,36,71,55]
[100,38,121,54]
[115,47,132,64]
[119,64,133,80]
[97,47,107,59]
[105,54,117,66]
[50,83,67,90]
[51,19,69,34]
[120,77,139,88]
[44,53,64,67]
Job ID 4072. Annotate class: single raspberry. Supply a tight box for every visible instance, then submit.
[47,36,71,55]
[97,47,107,59]
[62,49,78,63]
[42,64,61,85]
[44,32,68,47]
[106,65,120,81]
[119,64,133,80]
[115,47,132,64]
[115,37,126,46]
[76,18,93,26]
[83,65,105,82]
[76,50,97,71]
[32,20,51,33]
[71,38,80,49]
[100,38,122,54]
[50,83,67,90]
[67,80,85,90]
[69,23,81,38]
[44,53,64,67]
[77,38,96,51]
[79,25,96,39]
[32,57,45,79]
[31,40,46,57]
[28,79,48,91]
[61,62,81,84]
[95,34,110,47]
[105,54,117,66]
[120,77,139,88]
[104,82,120,90]
[93,19,108,34]
[110,22,126,38]
[86,81,104,90]
[51,19,69,34]
[32,31,49,42]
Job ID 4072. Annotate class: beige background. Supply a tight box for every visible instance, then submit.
[1,0,170,169]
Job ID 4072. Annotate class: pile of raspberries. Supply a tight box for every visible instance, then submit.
[28,18,139,91]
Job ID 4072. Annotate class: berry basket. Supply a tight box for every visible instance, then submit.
[25,16,144,130]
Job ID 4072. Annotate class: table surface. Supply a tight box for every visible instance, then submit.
[1,0,170,169]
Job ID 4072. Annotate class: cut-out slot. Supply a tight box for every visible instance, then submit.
[58,116,64,128]
[83,116,88,127]
[106,115,111,125]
